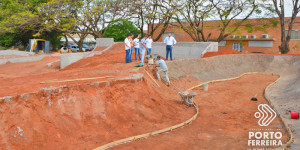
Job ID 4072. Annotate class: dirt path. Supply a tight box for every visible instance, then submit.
[110,74,288,150]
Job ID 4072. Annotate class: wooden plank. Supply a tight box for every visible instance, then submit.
[40,76,111,84]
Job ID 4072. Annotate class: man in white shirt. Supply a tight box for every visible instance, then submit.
[163,33,177,60]
[124,34,133,63]
[133,34,141,61]
[145,35,153,55]
[140,35,148,64]
[154,56,170,86]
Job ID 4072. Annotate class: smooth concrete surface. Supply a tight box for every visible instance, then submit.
[96,38,114,47]
[167,54,300,149]
[0,50,35,56]
[60,44,113,69]
[0,55,45,65]
[152,42,218,60]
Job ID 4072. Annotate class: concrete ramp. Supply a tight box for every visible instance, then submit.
[167,54,300,149]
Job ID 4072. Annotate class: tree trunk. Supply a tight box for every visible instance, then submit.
[64,35,68,47]
[279,16,290,54]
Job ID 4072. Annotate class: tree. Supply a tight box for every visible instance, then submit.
[271,0,300,54]
[211,0,258,42]
[38,0,86,51]
[171,0,214,42]
[170,0,258,42]
[125,0,174,41]
[0,0,50,48]
[80,0,125,39]
[104,19,140,41]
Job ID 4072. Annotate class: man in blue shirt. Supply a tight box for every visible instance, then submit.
[163,33,177,61]
[154,56,170,86]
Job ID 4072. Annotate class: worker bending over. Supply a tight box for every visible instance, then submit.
[154,56,170,86]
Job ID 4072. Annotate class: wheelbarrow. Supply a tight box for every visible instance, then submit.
[174,88,197,107]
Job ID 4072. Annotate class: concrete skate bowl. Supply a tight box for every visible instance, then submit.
[0,73,196,150]
[167,54,300,149]
[1,45,299,150]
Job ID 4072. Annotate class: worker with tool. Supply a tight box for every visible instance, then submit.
[152,56,170,86]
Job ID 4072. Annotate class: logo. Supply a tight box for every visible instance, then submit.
[248,104,282,148]
[254,104,276,126]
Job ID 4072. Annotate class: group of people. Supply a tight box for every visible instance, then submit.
[124,34,153,63]
[124,33,177,86]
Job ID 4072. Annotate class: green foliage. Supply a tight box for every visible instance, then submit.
[41,30,63,50]
[0,33,17,47]
[104,19,140,42]
[243,18,279,33]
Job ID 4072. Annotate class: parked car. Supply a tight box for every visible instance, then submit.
[70,45,79,52]
[89,47,94,51]
[82,44,89,52]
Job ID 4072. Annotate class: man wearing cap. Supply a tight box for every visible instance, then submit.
[154,56,170,86]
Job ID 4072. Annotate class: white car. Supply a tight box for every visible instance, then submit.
[70,45,79,52]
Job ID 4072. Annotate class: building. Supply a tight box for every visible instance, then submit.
[151,17,300,54]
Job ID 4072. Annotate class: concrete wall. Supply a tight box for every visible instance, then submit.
[60,52,94,69]
[0,50,35,56]
[60,44,113,69]
[0,55,45,65]
[61,38,115,69]
[96,38,114,47]
[152,42,218,60]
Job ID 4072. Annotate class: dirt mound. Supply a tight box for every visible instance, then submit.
[0,77,194,150]
[93,46,107,52]
[106,43,125,53]
[0,56,59,78]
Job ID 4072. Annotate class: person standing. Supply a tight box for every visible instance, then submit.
[124,34,132,63]
[134,34,141,61]
[163,33,177,60]
[145,35,153,55]
[154,56,170,86]
[129,34,134,62]
[140,35,148,64]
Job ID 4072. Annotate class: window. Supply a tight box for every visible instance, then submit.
[232,43,243,52]
[218,41,226,46]
[286,30,300,40]
[249,41,273,47]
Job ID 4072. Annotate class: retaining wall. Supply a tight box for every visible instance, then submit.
[0,55,45,65]
[60,39,114,69]
[152,42,218,60]
[0,50,35,56]
[96,38,114,47]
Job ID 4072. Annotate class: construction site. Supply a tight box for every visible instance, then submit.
[0,40,299,150]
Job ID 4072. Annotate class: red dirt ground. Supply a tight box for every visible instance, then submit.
[93,46,107,52]
[0,43,289,150]
[110,74,288,150]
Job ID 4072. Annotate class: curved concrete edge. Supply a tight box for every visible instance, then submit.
[263,75,293,149]
[167,54,300,149]
[60,44,114,69]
